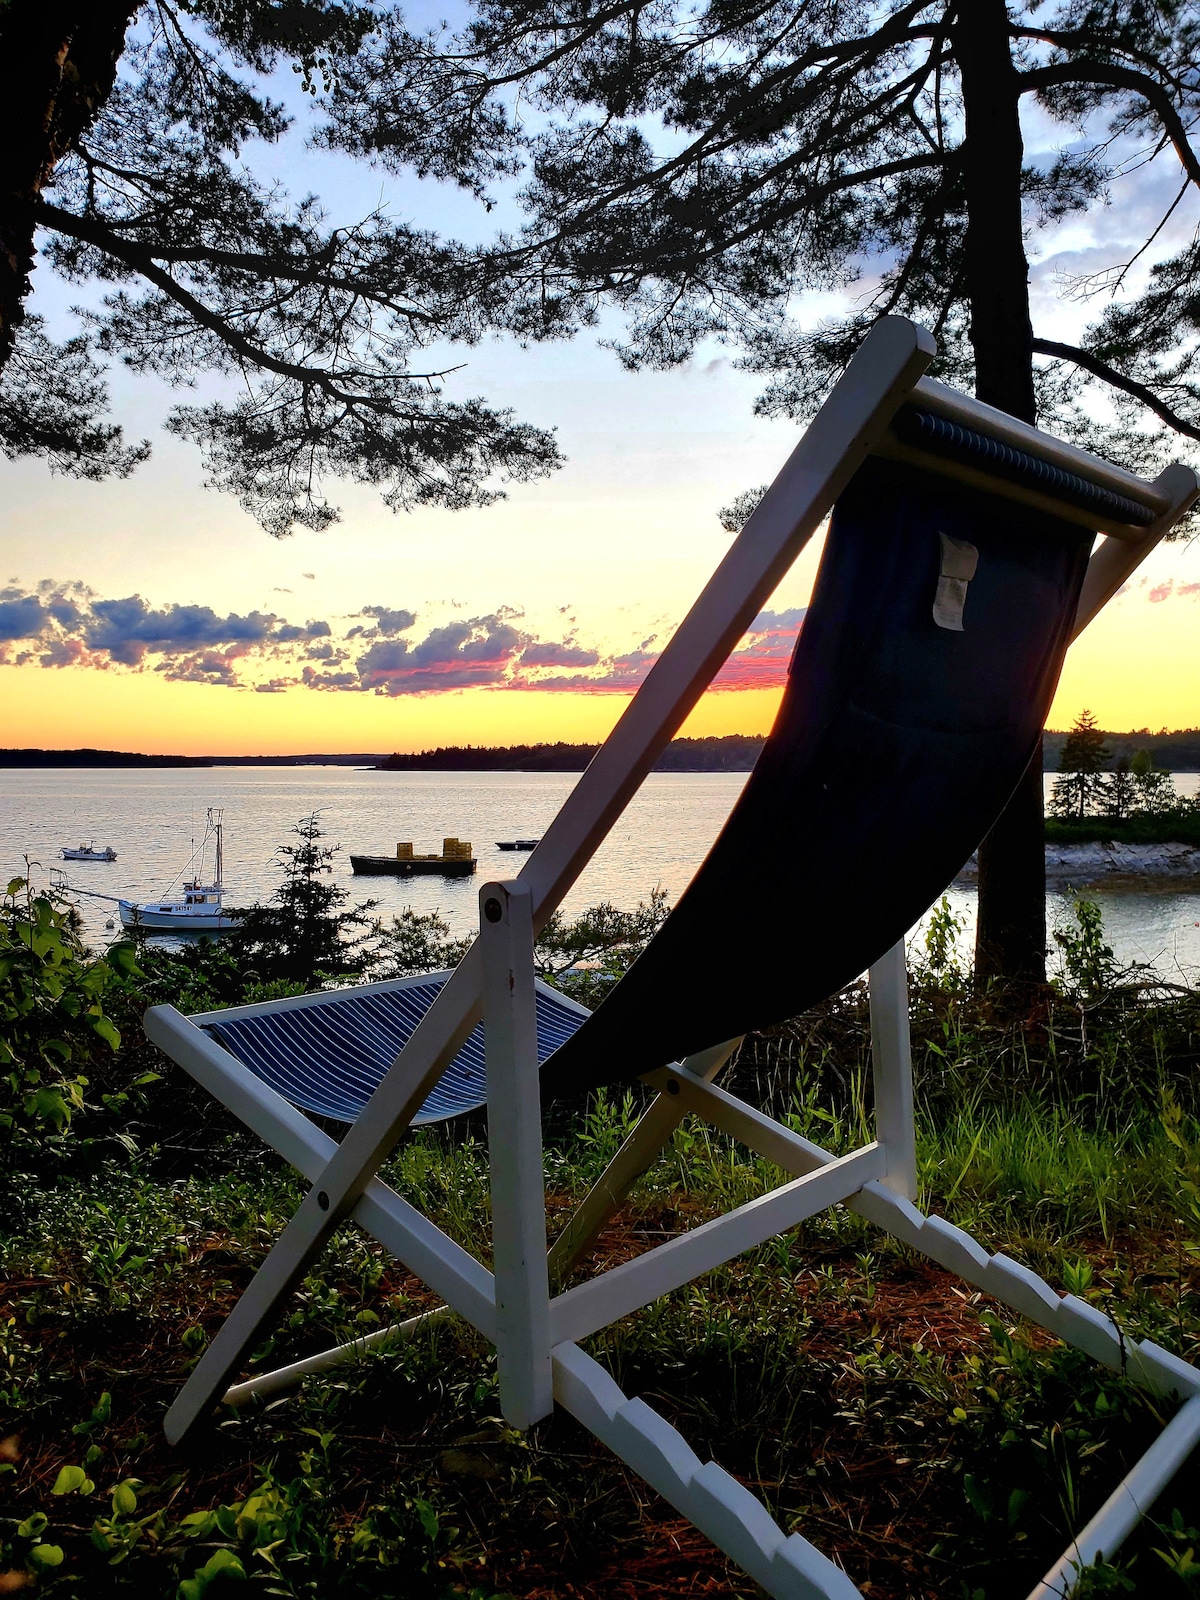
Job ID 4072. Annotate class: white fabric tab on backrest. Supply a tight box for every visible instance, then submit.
[933,532,979,632]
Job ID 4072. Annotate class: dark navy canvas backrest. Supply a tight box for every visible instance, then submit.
[541,455,1092,1096]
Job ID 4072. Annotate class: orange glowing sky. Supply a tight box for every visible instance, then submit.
[3,332,1199,756]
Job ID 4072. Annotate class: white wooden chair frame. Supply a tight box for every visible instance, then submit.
[146,317,1200,1600]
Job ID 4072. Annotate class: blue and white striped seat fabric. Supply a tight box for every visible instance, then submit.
[194,972,589,1125]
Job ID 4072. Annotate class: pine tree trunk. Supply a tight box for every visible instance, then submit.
[956,0,1048,991]
[0,1,137,373]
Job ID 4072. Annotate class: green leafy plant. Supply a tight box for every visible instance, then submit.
[916,895,967,989]
[0,875,138,1178]
[1053,897,1121,1001]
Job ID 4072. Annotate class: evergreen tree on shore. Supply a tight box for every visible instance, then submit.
[232,814,375,988]
[1052,711,1111,822]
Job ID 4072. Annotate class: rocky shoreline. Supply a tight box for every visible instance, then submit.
[956,841,1200,888]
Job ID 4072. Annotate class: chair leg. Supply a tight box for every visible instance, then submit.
[546,1038,739,1287]
[868,941,916,1201]
[161,952,488,1447]
[1028,1392,1200,1600]
[481,880,554,1429]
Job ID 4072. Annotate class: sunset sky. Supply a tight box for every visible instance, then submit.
[3,71,1198,757]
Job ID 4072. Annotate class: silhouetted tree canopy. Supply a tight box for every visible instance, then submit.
[326,2,1200,482]
[0,0,562,534]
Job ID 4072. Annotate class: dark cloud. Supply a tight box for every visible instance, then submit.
[518,639,600,668]
[0,595,46,640]
[0,580,337,687]
[356,614,526,695]
[358,605,417,636]
[748,606,806,632]
[82,597,279,666]
[157,650,243,687]
[302,666,361,690]
[275,619,332,642]
[1,578,802,700]
[533,648,657,694]
[36,637,97,669]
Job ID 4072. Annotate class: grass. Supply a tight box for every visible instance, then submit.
[3,905,1200,1597]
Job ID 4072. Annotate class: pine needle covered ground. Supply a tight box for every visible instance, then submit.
[3,869,1200,1598]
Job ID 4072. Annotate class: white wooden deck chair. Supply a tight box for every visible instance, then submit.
[145,317,1200,1600]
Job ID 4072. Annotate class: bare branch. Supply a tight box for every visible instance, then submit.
[1018,60,1200,187]
[1032,335,1200,444]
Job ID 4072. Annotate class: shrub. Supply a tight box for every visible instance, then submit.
[0,876,140,1183]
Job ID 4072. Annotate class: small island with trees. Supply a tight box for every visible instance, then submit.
[1047,711,1200,848]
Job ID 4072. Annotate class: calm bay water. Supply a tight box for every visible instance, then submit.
[2,766,1198,981]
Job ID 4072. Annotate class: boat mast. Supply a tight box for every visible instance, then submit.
[209,807,224,889]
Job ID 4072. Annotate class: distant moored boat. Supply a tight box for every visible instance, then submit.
[119,809,233,931]
[62,843,117,862]
[351,838,477,877]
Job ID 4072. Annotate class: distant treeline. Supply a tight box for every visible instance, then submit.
[6,729,1198,771]
[0,750,382,768]
[1042,728,1200,771]
[0,747,211,768]
[381,730,1200,773]
[377,735,769,772]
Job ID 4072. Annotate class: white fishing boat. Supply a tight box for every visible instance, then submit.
[62,843,117,862]
[119,809,233,931]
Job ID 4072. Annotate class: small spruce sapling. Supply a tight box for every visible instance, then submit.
[231,814,377,989]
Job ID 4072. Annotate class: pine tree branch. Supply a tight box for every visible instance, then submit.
[1032,335,1200,444]
[459,9,949,269]
[1009,25,1192,98]
[34,199,464,398]
[38,198,439,328]
[1018,60,1200,187]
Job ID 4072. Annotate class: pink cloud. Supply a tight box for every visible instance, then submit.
[512,608,804,696]
[356,616,526,695]
[518,640,600,669]
[711,608,805,690]
[1147,579,1200,604]
[1,577,807,700]
[529,649,658,694]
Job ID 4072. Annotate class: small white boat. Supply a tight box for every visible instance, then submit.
[119,810,233,931]
[119,887,231,932]
[62,843,117,862]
